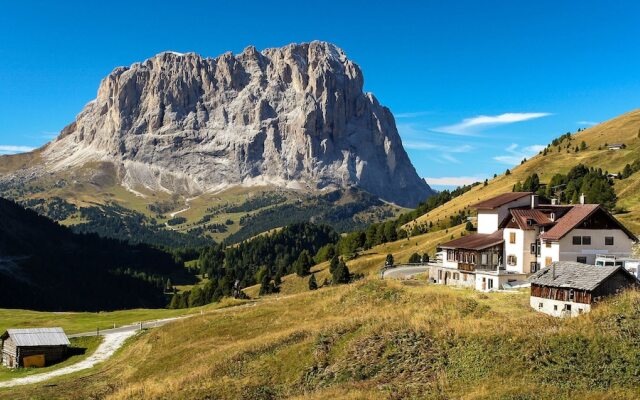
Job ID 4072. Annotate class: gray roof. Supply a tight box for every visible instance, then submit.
[1,327,70,347]
[528,261,634,291]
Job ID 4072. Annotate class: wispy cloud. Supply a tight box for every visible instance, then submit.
[441,153,461,164]
[0,145,35,154]
[433,112,552,136]
[398,122,474,164]
[493,143,545,165]
[425,176,484,186]
[394,111,432,119]
[577,120,598,126]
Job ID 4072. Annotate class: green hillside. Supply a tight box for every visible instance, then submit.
[0,198,190,311]
[0,157,406,247]
[406,109,640,233]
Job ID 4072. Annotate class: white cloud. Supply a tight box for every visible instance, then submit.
[441,153,461,164]
[493,143,545,165]
[433,112,552,136]
[577,120,598,126]
[403,141,438,150]
[0,145,35,154]
[425,176,484,186]
[394,111,432,119]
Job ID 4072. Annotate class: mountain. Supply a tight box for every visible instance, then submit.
[2,41,431,205]
[403,109,640,233]
[0,41,431,244]
[0,197,188,311]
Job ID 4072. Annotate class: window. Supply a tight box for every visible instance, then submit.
[564,304,572,311]
[481,253,488,265]
[577,256,587,264]
[487,279,494,290]
[545,241,552,248]
[530,243,537,254]
[554,305,558,311]
[545,257,553,267]
[507,255,517,266]
[572,236,591,245]
[569,289,575,301]
[530,262,539,273]
[509,232,516,244]
[538,302,543,309]
[578,308,583,314]
[605,236,614,246]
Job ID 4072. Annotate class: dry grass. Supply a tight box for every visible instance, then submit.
[5,278,640,400]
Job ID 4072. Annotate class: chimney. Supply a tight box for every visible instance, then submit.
[531,194,538,209]
[551,198,558,206]
[552,262,556,280]
[579,193,585,205]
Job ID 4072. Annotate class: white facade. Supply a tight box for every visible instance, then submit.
[530,296,591,317]
[435,192,637,293]
[477,196,532,234]
[556,229,634,265]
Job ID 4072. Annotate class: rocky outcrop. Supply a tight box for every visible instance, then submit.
[41,41,432,207]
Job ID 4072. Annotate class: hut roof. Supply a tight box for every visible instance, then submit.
[528,262,636,291]
[1,327,70,347]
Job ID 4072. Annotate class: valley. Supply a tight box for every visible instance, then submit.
[0,22,639,399]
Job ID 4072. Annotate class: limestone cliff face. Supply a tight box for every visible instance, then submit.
[43,41,432,207]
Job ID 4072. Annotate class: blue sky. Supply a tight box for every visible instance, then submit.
[2,1,640,189]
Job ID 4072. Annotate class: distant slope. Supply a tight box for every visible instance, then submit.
[0,198,186,311]
[406,109,640,233]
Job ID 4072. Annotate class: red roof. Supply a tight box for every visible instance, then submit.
[509,209,553,230]
[472,192,532,210]
[439,230,504,250]
[539,205,637,241]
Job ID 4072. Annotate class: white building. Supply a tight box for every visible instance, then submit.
[433,192,638,292]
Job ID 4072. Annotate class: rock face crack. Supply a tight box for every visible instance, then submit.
[37,41,432,207]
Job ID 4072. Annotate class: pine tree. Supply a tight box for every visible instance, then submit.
[188,286,205,307]
[308,274,318,290]
[294,250,313,277]
[168,293,180,309]
[465,221,474,231]
[622,164,633,179]
[165,278,173,292]
[408,253,421,263]
[505,169,511,175]
[385,253,394,267]
[259,273,272,296]
[329,255,340,274]
[332,259,351,284]
[580,141,587,150]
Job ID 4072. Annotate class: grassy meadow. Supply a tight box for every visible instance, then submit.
[0,298,248,335]
[3,277,639,399]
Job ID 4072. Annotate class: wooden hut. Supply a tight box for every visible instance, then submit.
[529,261,638,317]
[1,327,70,368]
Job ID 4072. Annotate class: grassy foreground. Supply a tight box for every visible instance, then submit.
[3,277,640,399]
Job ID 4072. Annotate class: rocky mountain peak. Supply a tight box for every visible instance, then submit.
[40,41,433,207]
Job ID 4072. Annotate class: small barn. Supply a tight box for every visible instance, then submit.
[529,261,638,317]
[1,327,70,368]
[608,143,625,150]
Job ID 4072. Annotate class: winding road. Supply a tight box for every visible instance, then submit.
[382,265,431,280]
[0,316,185,388]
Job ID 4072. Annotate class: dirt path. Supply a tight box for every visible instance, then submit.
[0,297,291,388]
[0,331,134,388]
